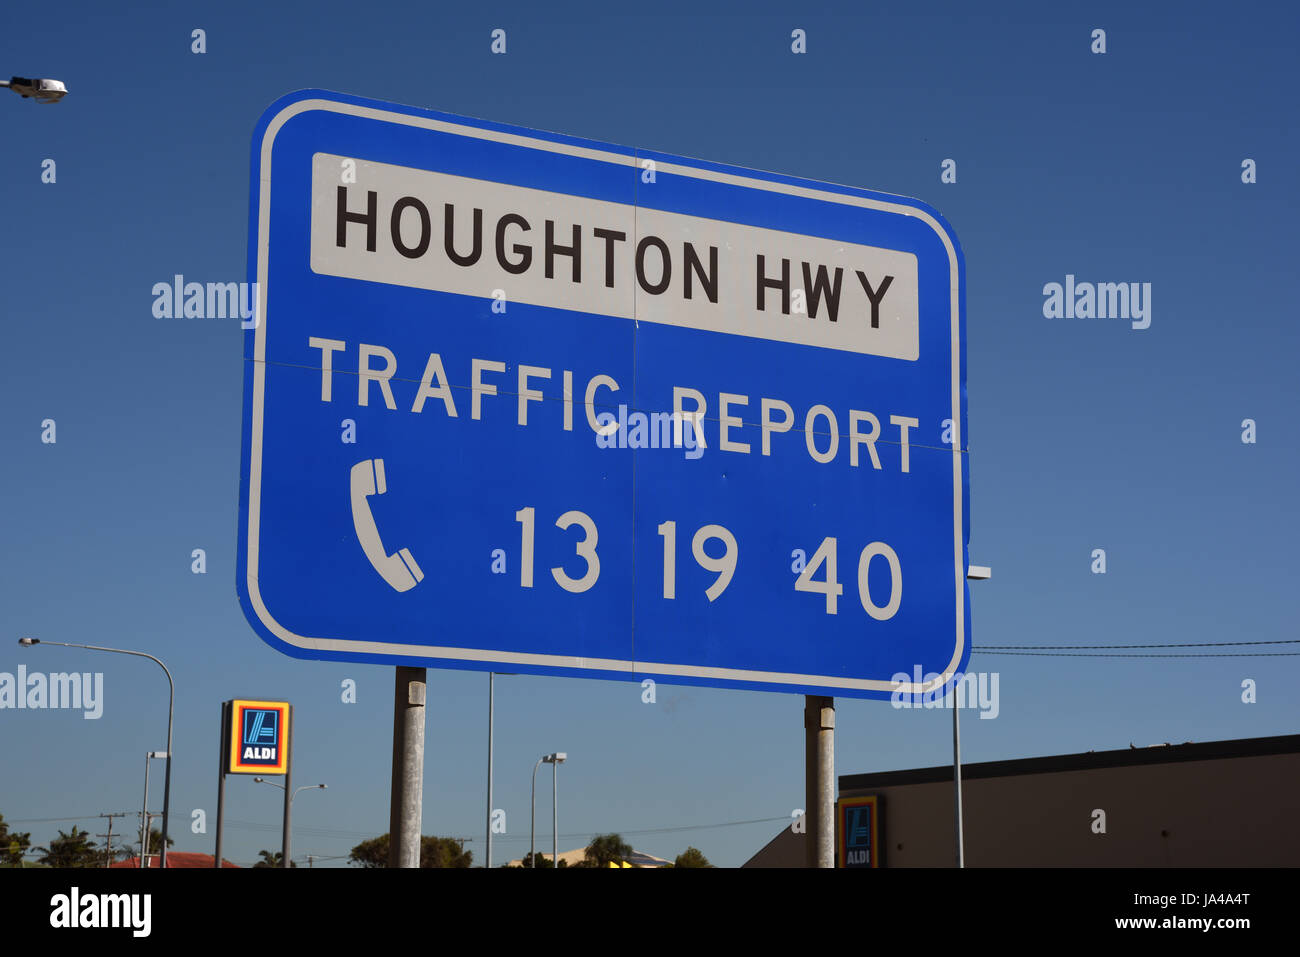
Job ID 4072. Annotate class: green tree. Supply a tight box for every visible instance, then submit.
[673,846,713,868]
[141,827,174,858]
[505,851,567,869]
[116,827,175,864]
[423,835,473,868]
[253,849,296,868]
[39,827,100,868]
[0,814,32,867]
[348,834,388,868]
[583,833,633,868]
[348,833,473,868]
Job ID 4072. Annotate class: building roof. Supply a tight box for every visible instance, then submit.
[111,852,240,868]
[748,733,1300,868]
[504,846,672,868]
[839,733,1300,792]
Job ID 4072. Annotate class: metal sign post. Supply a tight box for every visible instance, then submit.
[388,668,425,868]
[804,696,835,868]
[214,700,229,868]
[954,692,964,868]
[486,672,494,870]
[281,707,294,868]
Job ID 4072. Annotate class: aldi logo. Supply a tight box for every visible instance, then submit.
[242,709,279,762]
[227,699,290,775]
[837,796,879,868]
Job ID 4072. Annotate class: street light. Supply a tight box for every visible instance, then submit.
[252,779,326,868]
[254,778,327,799]
[529,752,566,868]
[19,637,174,868]
[484,672,518,870]
[1,77,68,103]
[954,565,993,868]
[139,751,166,868]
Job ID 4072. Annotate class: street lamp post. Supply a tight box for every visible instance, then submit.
[139,751,165,868]
[529,756,544,868]
[19,637,174,868]
[550,753,566,867]
[958,565,993,869]
[252,778,326,868]
[529,752,566,868]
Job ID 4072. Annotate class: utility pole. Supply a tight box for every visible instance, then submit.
[96,813,130,868]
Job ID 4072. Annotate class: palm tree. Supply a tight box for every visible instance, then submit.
[0,814,32,867]
[583,833,633,868]
[254,849,296,868]
[38,827,99,867]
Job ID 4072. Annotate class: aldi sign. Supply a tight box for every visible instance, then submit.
[225,699,291,775]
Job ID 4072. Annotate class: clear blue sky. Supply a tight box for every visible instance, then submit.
[2,0,1296,868]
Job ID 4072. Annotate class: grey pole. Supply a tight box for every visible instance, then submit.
[529,756,544,867]
[552,760,558,867]
[486,673,494,869]
[953,684,964,868]
[17,639,174,868]
[803,695,835,868]
[214,769,226,868]
[958,566,989,868]
[215,701,228,868]
[281,705,294,868]
[161,682,173,870]
[140,753,151,869]
[388,667,426,867]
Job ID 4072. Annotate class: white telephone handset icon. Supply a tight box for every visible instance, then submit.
[350,458,424,593]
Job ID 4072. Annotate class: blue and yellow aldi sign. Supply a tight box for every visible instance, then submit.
[226,699,291,775]
[837,796,879,868]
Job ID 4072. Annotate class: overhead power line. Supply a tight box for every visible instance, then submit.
[468,814,791,843]
[8,813,136,825]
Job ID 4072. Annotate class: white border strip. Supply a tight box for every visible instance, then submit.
[246,97,965,694]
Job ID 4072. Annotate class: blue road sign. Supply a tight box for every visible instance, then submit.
[237,89,969,700]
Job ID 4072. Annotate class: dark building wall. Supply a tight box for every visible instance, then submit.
[746,735,1300,867]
